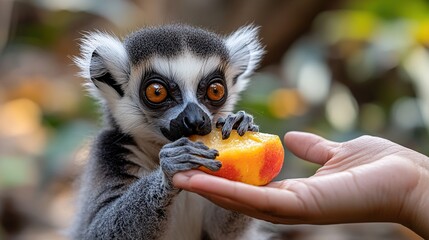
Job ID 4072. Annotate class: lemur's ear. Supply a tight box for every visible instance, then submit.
[74,32,130,103]
[225,25,264,91]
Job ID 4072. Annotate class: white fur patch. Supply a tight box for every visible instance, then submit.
[74,32,130,106]
[224,25,264,93]
[112,95,167,139]
[151,52,221,102]
[163,191,206,240]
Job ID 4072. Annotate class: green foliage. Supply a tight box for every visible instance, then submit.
[0,156,33,188]
[349,0,429,20]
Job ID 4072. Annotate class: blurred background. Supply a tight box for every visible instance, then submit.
[0,0,428,239]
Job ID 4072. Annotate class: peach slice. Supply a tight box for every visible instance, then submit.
[190,129,284,186]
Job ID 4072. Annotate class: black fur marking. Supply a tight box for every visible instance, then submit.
[232,74,239,85]
[86,129,138,224]
[92,194,121,221]
[94,128,137,180]
[124,24,229,65]
[91,72,124,97]
[155,208,166,219]
[116,171,140,181]
[109,183,127,192]
[90,51,125,97]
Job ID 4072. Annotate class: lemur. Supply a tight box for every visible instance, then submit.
[71,24,264,240]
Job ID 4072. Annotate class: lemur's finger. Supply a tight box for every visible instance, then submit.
[234,111,245,125]
[216,117,225,128]
[192,141,211,150]
[163,137,190,147]
[163,162,201,176]
[176,160,221,172]
[162,155,222,173]
[250,125,259,132]
[236,114,253,136]
[195,160,222,172]
[164,137,209,150]
[221,126,231,139]
[222,113,243,139]
[161,146,218,159]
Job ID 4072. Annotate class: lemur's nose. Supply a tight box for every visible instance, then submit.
[160,102,212,141]
[183,114,206,132]
[181,103,211,136]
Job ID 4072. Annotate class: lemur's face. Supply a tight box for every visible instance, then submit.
[76,24,263,143]
[131,52,228,141]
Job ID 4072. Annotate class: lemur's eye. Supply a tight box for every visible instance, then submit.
[207,82,225,101]
[145,83,167,103]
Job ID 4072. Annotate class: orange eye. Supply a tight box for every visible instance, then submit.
[145,83,167,103]
[207,82,225,101]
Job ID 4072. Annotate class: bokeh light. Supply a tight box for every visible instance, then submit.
[0,98,41,137]
[297,60,331,105]
[268,88,307,119]
[359,103,386,133]
[392,97,425,130]
[325,84,358,132]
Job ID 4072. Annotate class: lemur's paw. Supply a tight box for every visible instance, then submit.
[160,137,221,179]
[216,111,259,139]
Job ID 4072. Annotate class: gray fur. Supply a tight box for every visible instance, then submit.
[72,24,265,240]
[125,24,229,65]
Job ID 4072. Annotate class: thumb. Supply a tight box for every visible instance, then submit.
[284,131,339,165]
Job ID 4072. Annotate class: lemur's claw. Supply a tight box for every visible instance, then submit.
[216,111,258,139]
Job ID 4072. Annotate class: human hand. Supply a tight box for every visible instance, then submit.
[173,131,429,238]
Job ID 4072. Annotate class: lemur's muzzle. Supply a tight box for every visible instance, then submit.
[160,103,212,141]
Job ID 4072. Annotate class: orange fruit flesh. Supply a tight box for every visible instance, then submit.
[190,129,284,186]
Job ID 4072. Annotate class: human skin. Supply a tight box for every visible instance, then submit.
[173,131,429,238]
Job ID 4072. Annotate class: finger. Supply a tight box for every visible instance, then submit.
[222,115,241,139]
[173,170,203,189]
[284,131,340,165]
[174,171,308,219]
[215,117,225,128]
[192,190,257,215]
[221,123,232,139]
[160,146,217,158]
[198,192,293,224]
[173,171,293,223]
[236,113,252,136]
[237,119,250,136]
